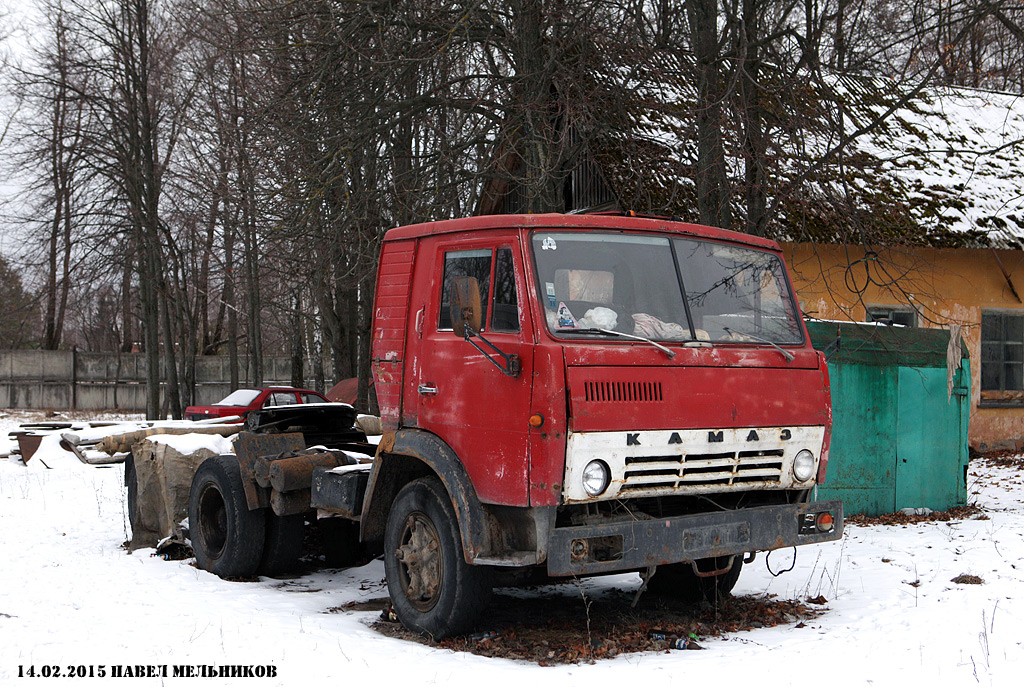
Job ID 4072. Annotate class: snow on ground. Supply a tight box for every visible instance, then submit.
[1,410,1022,686]
[147,432,236,457]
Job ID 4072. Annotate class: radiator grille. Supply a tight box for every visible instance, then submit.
[584,380,663,403]
[620,449,784,493]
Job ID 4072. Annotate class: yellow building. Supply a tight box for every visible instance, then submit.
[782,243,1024,450]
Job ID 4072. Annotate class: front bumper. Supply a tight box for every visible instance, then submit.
[546,500,843,576]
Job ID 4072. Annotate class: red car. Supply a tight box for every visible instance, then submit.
[185,387,330,422]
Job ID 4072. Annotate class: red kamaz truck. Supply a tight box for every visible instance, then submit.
[187,213,842,640]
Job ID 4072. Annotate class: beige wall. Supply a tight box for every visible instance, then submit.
[781,242,1024,450]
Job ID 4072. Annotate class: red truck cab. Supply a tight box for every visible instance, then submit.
[358,213,841,638]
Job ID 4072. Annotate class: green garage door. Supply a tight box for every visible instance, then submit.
[807,322,970,516]
[895,364,970,511]
[824,363,898,514]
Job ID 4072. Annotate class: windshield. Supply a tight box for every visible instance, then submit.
[214,389,261,406]
[530,231,802,344]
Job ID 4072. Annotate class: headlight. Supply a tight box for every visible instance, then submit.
[582,460,611,496]
[793,449,816,482]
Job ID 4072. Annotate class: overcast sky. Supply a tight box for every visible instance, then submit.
[0,0,37,258]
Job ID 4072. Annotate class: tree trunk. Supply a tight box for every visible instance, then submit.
[739,0,768,237]
[290,293,304,388]
[687,0,732,229]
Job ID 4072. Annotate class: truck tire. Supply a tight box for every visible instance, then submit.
[259,512,305,576]
[124,452,138,534]
[189,455,266,578]
[649,556,743,604]
[383,477,491,639]
[320,518,361,568]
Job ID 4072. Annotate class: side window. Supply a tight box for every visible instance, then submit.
[491,247,520,332]
[439,249,492,330]
[300,393,322,404]
[265,392,297,407]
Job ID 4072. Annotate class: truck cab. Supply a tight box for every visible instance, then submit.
[359,213,842,638]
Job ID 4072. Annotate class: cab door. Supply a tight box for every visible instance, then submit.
[404,233,535,506]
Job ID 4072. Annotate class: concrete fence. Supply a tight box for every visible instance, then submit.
[0,350,308,411]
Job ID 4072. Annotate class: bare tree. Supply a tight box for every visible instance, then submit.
[3,1,90,351]
[32,0,196,417]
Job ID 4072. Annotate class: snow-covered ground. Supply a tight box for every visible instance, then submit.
[1,410,1021,686]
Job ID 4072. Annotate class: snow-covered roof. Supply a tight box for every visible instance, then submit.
[854,85,1024,248]
[571,62,1024,248]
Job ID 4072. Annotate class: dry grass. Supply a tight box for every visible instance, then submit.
[846,504,983,526]
[362,587,825,664]
[951,574,984,585]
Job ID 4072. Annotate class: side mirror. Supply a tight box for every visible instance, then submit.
[450,276,482,338]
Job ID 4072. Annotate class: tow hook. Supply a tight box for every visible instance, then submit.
[691,555,736,578]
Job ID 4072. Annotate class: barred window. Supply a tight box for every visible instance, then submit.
[981,312,1024,393]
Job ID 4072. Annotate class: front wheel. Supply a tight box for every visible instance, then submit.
[648,556,743,604]
[383,477,491,639]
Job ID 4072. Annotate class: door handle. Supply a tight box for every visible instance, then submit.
[418,383,438,395]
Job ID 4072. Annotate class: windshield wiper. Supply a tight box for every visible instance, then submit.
[556,328,676,359]
[723,327,795,362]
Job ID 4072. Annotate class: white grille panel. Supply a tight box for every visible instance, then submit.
[620,450,784,492]
[563,426,827,503]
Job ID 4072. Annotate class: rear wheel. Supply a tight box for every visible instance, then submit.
[259,512,305,576]
[189,455,266,578]
[320,518,362,568]
[648,556,743,604]
[383,477,491,639]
